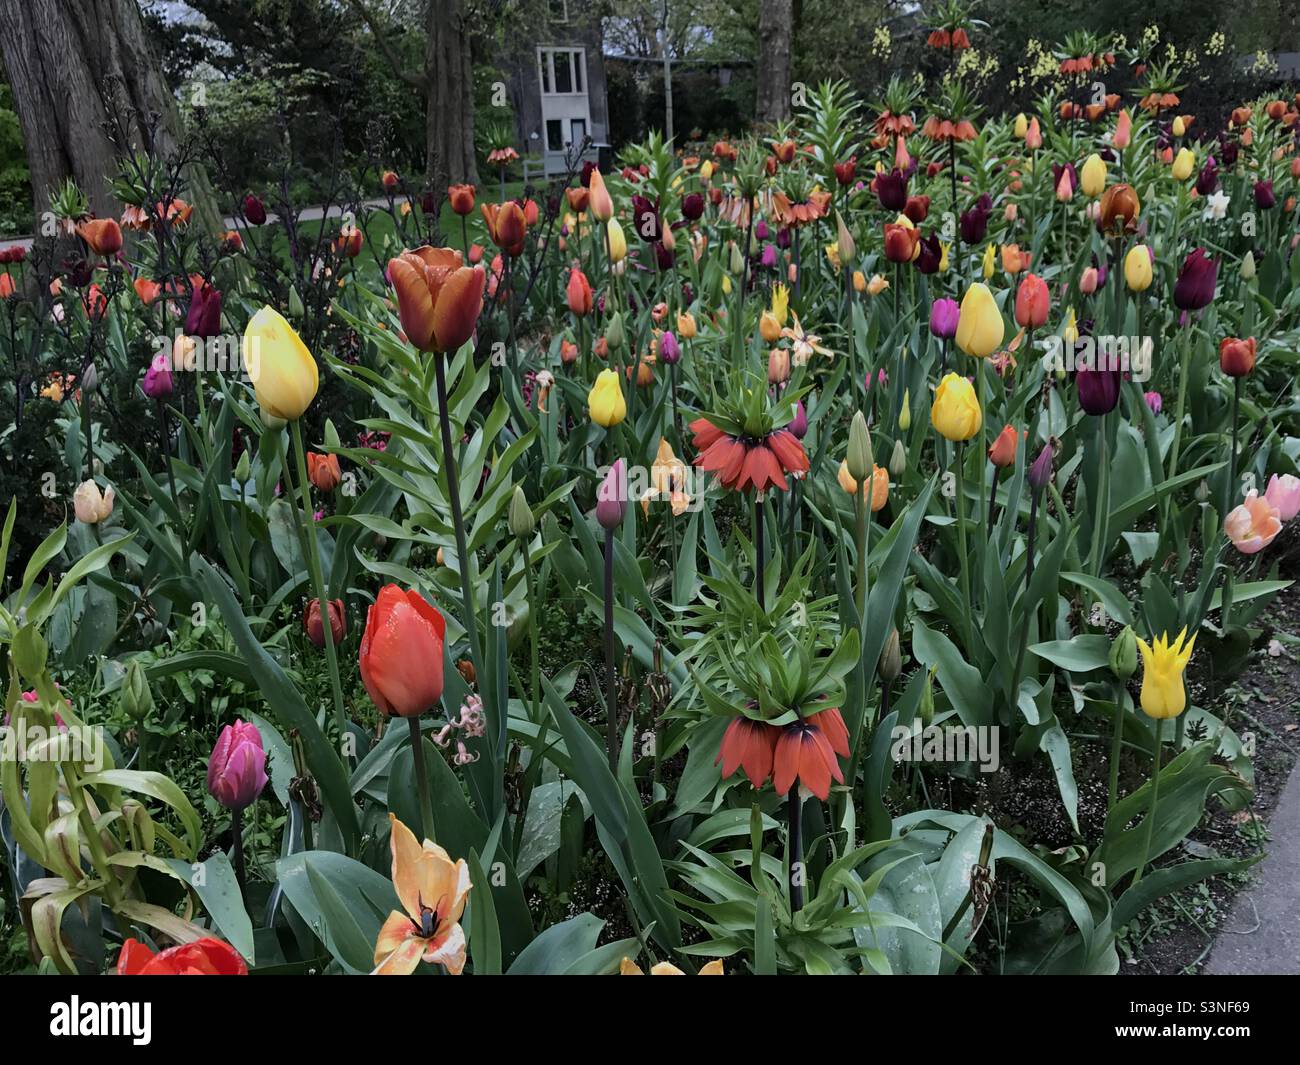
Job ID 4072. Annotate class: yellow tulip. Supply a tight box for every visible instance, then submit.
[981,243,995,280]
[931,372,982,442]
[759,310,781,343]
[938,242,950,273]
[1014,112,1028,139]
[1136,628,1196,719]
[1063,307,1079,345]
[677,311,697,339]
[699,160,714,181]
[1124,245,1153,292]
[587,368,626,427]
[955,282,1005,359]
[1172,147,1195,181]
[606,218,627,263]
[852,270,866,293]
[1080,153,1107,197]
[245,306,319,421]
[1172,115,1186,137]
[771,283,789,327]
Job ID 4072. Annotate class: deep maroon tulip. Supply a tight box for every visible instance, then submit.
[654,241,674,270]
[185,283,223,338]
[1076,367,1121,415]
[959,194,992,243]
[930,297,960,339]
[1173,247,1217,311]
[788,401,808,440]
[875,168,908,211]
[1219,140,1240,169]
[243,194,267,225]
[1195,159,1219,196]
[681,192,705,221]
[916,234,942,274]
[1254,180,1276,209]
[631,195,662,242]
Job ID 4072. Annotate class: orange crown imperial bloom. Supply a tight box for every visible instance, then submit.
[373,814,471,975]
[773,709,849,800]
[690,417,809,494]
[359,585,447,718]
[716,718,780,789]
[387,247,485,353]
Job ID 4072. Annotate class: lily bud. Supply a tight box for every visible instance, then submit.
[846,411,873,482]
[509,486,535,538]
[119,660,154,722]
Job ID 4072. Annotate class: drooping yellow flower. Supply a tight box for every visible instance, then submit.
[620,957,725,975]
[955,282,1005,358]
[641,437,691,516]
[931,372,982,442]
[587,368,626,427]
[245,306,319,421]
[824,242,841,272]
[771,283,789,327]
[372,814,471,975]
[867,273,890,296]
[1136,628,1197,719]
[781,313,832,365]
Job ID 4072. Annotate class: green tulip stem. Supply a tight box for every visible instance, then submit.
[408,716,435,843]
[1108,679,1126,813]
[521,534,541,725]
[1132,717,1165,887]
[290,419,347,742]
[1166,321,1193,484]
[1090,413,1110,576]
[433,354,484,683]
[955,442,973,650]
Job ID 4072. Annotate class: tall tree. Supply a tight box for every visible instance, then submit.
[755,0,793,124]
[0,0,219,228]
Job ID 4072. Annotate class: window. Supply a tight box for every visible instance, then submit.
[554,52,573,93]
[549,0,568,22]
[539,49,586,96]
[546,120,564,152]
[570,118,587,146]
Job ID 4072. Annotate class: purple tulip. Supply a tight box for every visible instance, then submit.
[1144,390,1163,414]
[1254,180,1276,210]
[776,227,792,250]
[788,401,808,439]
[959,195,992,244]
[596,459,627,530]
[1076,367,1121,416]
[930,297,960,339]
[1219,140,1240,170]
[760,243,777,268]
[1028,445,1054,492]
[142,353,173,399]
[185,283,222,339]
[680,192,705,221]
[654,242,675,270]
[660,331,680,364]
[1195,158,1219,196]
[1173,247,1217,311]
[207,720,268,811]
[755,219,769,241]
[876,168,908,212]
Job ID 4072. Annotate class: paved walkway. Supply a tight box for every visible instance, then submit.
[1204,762,1300,975]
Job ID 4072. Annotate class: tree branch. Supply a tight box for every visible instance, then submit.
[345,0,427,89]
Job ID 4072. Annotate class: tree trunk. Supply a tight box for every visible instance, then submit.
[661,0,674,143]
[755,0,793,125]
[425,0,480,228]
[0,0,220,231]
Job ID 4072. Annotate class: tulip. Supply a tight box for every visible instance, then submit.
[1076,367,1121,415]
[142,354,173,399]
[1171,147,1195,181]
[883,222,918,263]
[1098,183,1139,233]
[77,218,123,257]
[1028,444,1054,492]
[867,273,890,295]
[852,270,866,292]
[659,330,680,364]
[1013,113,1028,138]
[606,218,627,263]
[1264,474,1300,521]
[359,585,447,717]
[207,720,268,811]
[904,195,930,224]
[1241,252,1256,280]
[588,368,626,427]
[835,211,855,263]
[1124,244,1154,291]
[588,168,613,222]
[981,243,995,279]
[759,310,781,343]
[1015,273,1049,328]
[1136,629,1196,720]
[788,401,808,440]
[387,247,485,353]
[305,598,345,648]
[307,451,342,492]
[930,297,960,339]
[1254,180,1276,210]
[185,282,223,339]
[1219,336,1256,377]
[1113,109,1132,149]
[1001,244,1031,275]
[837,461,888,511]
[875,168,907,211]
[1080,153,1106,197]
[118,937,247,976]
[1173,248,1217,310]
[1079,267,1099,295]
[677,311,697,339]
[566,268,593,316]
[680,192,705,220]
[955,282,1004,358]
[596,458,627,530]
[931,373,981,441]
[1025,117,1042,150]
[245,306,319,421]
[73,479,115,524]
[448,184,476,215]
[846,410,872,482]
[988,424,1019,467]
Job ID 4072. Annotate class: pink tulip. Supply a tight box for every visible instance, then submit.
[207,720,269,811]
[1264,474,1300,521]
[1224,491,1281,554]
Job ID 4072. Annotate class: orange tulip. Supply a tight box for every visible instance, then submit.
[359,585,447,718]
[1219,336,1256,377]
[386,247,485,353]
[988,424,1020,467]
[1113,109,1132,149]
[565,186,589,212]
[566,267,593,317]
[1015,272,1049,328]
[448,184,476,216]
[77,218,123,257]
[1001,243,1032,274]
[481,202,526,257]
[588,168,614,222]
[307,451,342,492]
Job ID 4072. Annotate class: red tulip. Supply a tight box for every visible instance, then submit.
[305,598,346,648]
[448,184,476,216]
[882,222,919,264]
[207,720,268,811]
[118,937,248,975]
[1015,272,1050,328]
[1219,336,1256,377]
[359,585,447,717]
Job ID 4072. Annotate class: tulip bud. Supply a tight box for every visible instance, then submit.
[509,486,535,538]
[880,630,902,683]
[847,411,873,483]
[836,211,855,263]
[119,660,154,722]
[207,720,269,812]
[1195,479,1210,503]
[1241,251,1256,280]
[1109,625,1138,680]
[729,241,744,274]
[918,666,936,726]
[899,389,911,431]
[1028,444,1054,493]
[889,439,907,478]
[234,451,251,485]
[606,310,625,352]
[288,286,305,318]
[81,362,99,393]
[596,459,627,530]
